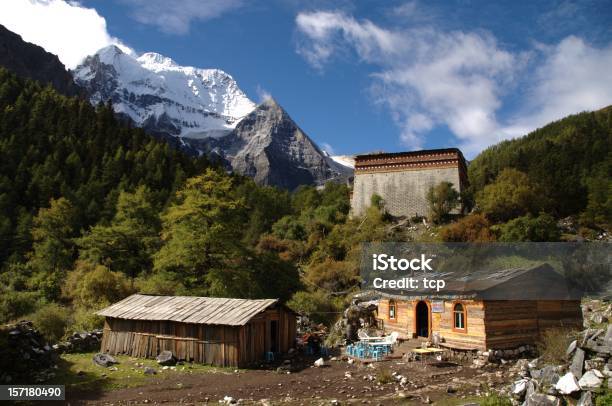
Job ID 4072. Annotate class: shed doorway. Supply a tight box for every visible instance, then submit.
[415,301,429,338]
[269,320,279,353]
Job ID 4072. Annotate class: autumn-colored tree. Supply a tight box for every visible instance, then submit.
[439,214,496,242]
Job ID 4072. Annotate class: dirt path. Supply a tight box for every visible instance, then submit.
[67,356,513,405]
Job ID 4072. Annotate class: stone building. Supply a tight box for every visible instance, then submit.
[350,148,468,218]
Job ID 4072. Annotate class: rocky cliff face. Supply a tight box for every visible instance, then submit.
[0,24,79,96]
[73,46,353,189]
[189,98,352,189]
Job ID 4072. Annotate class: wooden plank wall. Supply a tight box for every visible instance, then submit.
[437,300,486,350]
[379,299,486,349]
[100,307,297,367]
[484,300,582,349]
[100,318,241,367]
[536,300,583,331]
[378,299,413,337]
[484,301,540,349]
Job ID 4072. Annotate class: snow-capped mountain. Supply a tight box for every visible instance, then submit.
[73,45,255,139]
[73,46,353,188]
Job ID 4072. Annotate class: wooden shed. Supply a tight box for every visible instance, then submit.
[373,264,583,351]
[96,294,297,367]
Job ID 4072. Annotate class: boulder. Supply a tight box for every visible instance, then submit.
[566,340,577,356]
[526,393,560,406]
[577,390,592,406]
[539,366,560,387]
[511,379,528,398]
[92,353,117,367]
[314,357,326,367]
[605,324,612,343]
[156,350,176,366]
[143,366,156,375]
[578,370,602,390]
[555,372,580,395]
[570,348,585,379]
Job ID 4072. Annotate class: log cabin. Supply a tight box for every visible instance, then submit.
[96,294,297,367]
[372,264,583,351]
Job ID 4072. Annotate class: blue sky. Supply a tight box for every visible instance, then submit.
[2,0,612,158]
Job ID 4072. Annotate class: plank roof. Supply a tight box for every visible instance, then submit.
[96,294,279,326]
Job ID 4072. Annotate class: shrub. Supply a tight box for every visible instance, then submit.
[478,393,513,406]
[426,181,460,224]
[537,328,577,364]
[63,261,134,308]
[376,368,394,384]
[69,306,105,332]
[28,303,70,343]
[440,214,496,242]
[0,290,41,323]
[287,289,345,325]
[497,213,561,242]
[595,389,612,406]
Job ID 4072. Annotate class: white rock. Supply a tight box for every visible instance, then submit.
[512,379,528,396]
[314,358,326,367]
[555,372,580,394]
[347,358,355,365]
[578,370,603,389]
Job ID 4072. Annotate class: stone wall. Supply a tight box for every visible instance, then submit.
[351,166,463,218]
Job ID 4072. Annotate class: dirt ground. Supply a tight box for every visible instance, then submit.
[65,353,514,405]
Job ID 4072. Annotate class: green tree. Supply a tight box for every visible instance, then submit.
[78,186,161,279]
[153,169,246,291]
[426,181,460,224]
[477,168,544,222]
[27,197,76,300]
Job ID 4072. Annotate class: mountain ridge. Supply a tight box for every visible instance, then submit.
[73,46,353,189]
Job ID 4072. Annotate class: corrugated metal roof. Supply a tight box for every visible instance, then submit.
[96,294,279,326]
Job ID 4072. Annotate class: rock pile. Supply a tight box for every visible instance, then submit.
[0,321,58,383]
[582,300,611,328]
[53,330,103,353]
[504,326,612,405]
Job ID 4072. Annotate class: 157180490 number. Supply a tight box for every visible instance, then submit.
[1,385,65,400]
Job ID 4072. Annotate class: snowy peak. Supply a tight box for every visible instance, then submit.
[137,52,177,69]
[73,46,256,138]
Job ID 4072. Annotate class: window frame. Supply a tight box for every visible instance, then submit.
[452,301,467,332]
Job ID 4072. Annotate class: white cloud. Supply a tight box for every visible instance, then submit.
[321,142,335,155]
[118,0,243,35]
[255,85,272,103]
[295,10,612,155]
[0,0,131,69]
[503,36,612,137]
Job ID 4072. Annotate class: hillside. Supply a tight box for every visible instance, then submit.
[468,106,612,222]
[0,24,79,96]
[0,67,208,265]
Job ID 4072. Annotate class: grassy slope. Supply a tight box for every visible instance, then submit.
[49,352,236,392]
